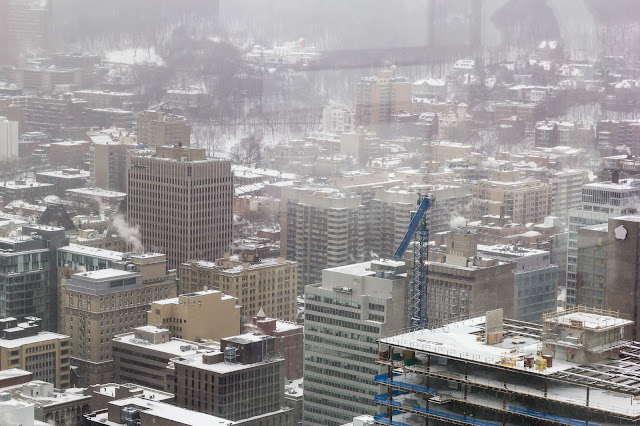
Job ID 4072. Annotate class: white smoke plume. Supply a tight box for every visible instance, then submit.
[449,216,467,230]
[111,214,144,253]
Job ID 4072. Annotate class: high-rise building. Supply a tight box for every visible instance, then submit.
[280,186,366,293]
[369,185,471,259]
[146,290,241,342]
[428,231,517,323]
[303,259,410,425]
[127,146,233,270]
[477,244,558,323]
[577,215,640,340]
[59,253,178,386]
[0,117,19,161]
[136,110,190,148]
[470,170,550,225]
[172,336,290,423]
[3,0,52,66]
[93,141,127,193]
[0,317,71,389]
[548,169,585,223]
[178,254,298,323]
[0,236,53,329]
[375,308,640,425]
[354,69,412,131]
[566,178,640,306]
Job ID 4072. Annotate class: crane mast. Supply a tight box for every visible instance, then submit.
[393,195,433,330]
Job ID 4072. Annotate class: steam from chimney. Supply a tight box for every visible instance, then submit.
[449,215,467,230]
[112,214,144,253]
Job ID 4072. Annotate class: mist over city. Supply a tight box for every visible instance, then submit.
[1,1,640,425]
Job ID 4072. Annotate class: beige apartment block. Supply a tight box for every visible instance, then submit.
[470,170,550,225]
[127,146,233,270]
[147,290,241,342]
[60,254,178,386]
[179,254,298,323]
[136,110,190,148]
[0,317,71,389]
[355,69,412,130]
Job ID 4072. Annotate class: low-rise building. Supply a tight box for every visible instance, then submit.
[0,380,91,425]
[0,317,71,389]
[113,325,219,392]
[147,290,241,342]
[84,397,234,426]
[245,310,303,380]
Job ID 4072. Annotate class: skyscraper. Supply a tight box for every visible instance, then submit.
[303,259,410,425]
[127,146,233,269]
[566,178,640,306]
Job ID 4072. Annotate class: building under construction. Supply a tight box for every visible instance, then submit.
[374,306,640,425]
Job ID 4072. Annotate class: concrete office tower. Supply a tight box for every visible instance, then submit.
[303,260,410,425]
[470,170,550,225]
[477,244,558,323]
[322,105,355,134]
[577,215,640,340]
[0,317,70,389]
[427,231,516,324]
[59,254,178,386]
[94,141,127,193]
[280,186,366,293]
[173,335,289,423]
[376,308,639,425]
[127,146,233,270]
[146,290,241,342]
[136,110,190,148]
[0,117,19,161]
[179,254,298,323]
[354,69,412,131]
[566,178,640,306]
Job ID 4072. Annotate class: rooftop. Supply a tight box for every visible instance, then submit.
[176,352,282,374]
[65,187,127,198]
[58,244,124,262]
[107,397,233,425]
[113,333,218,357]
[0,331,69,349]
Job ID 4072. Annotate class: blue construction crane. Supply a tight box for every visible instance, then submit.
[393,195,432,330]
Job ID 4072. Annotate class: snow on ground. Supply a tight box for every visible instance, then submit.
[104,47,164,66]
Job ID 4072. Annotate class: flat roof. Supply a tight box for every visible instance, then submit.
[0,331,69,349]
[72,268,139,281]
[176,352,282,374]
[113,334,219,357]
[65,187,127,198]
[58,244,124,262]
[546,311,633,330]
[381,314,640,403]
[108,397,233,425]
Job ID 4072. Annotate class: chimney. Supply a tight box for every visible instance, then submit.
[612,170,620,184]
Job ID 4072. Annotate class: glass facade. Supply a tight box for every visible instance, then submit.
[0,250,50,322]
